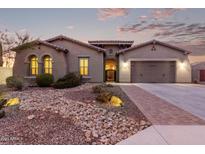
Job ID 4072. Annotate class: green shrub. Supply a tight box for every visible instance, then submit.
[92,85,105,93]
[36,74,54,87]
[53,72,81,89]
[96,91,112,103]
[6,76,23,90]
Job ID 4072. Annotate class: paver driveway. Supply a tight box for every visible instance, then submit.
[137,83,205,121]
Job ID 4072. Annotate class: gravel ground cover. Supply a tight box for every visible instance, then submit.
[0,83,151,145]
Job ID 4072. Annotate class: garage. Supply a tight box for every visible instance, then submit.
[131,61,176,83]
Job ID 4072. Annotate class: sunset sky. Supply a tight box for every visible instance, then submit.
[0,8,205,55]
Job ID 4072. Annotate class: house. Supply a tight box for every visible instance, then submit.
[13,35,193,83]
[192,62,205,83]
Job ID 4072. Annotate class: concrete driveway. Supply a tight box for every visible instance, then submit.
[136,83,205,121]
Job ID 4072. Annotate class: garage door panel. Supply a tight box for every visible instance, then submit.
[131,61,176,83]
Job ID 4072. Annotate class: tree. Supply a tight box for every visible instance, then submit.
[0,42,3,66]
[0,30,33,67]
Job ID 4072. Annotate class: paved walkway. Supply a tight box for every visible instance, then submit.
[117,125,205,145]
[120,85,205,125]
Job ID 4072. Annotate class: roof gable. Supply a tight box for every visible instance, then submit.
[46,35,106,53]
[117,40,191,55]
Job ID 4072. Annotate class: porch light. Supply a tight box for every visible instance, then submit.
[179,61,186,70]
[122,61,128,68]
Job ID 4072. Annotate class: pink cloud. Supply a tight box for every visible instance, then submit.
[97,8,129,21]
[139,15,148,20]
[151,8,186,20]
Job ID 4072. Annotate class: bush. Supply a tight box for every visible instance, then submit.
[96,91,112,103]
[92,85,105,93]
[6,76,23,90]
[36,74,54,87]
[0,109,5,119]
[53,72,81,89]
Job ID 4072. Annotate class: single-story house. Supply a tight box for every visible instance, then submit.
[192,62,205,83]
[13,35,194,83]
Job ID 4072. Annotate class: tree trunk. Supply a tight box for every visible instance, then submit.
[0,42,3,67]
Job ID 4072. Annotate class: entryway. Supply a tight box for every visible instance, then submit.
[105,59,117,82]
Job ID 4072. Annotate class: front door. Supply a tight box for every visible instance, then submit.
[106,70,116,82]
[105,59,117,82]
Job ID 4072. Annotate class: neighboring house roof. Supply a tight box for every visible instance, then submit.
[12,40,68,53]
[117,40,191,55]
[46,35,106,53]
[88,40,134,45]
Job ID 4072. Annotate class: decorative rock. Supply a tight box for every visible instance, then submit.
[92,130,98,138]
[140,120,146,126]
[27,114,35,120]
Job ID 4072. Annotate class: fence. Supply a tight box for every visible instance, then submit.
[0,67,13,85]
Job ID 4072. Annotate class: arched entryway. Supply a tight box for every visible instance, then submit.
[105,59,117,82]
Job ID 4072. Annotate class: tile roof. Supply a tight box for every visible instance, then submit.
[46,35,106,53]
[88,40,134,45]
[117,40,191,55]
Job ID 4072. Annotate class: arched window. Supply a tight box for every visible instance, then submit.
[43,55,52,74]
[30,55,38,75]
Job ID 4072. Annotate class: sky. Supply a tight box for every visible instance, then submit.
[0,8,205,55]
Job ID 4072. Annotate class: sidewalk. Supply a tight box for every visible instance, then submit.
[117,125,205,145]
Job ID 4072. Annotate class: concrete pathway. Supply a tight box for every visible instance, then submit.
[137,83,205,121]
[117,125,205,145]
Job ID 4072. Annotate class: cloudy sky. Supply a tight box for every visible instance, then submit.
[0,8,205,55]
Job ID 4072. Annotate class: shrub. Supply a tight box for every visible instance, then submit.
[106,84,114,87]
[0,109,5,119]
[36,74,54,87]
[92,85,105,93]
[96,91,112,103]
[53,72,81,89]
[6,76,23,90]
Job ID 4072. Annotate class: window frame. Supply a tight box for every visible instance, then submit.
[30,55,38,76]
[79,57,89,76]
[43,55,52,74]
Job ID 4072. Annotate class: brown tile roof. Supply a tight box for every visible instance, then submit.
[12,40,68,53]
[46,35,106,53]
[117,40,191,55]
[88,40,134,45]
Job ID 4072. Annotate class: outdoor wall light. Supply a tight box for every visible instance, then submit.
[122,61,128,68]
[179,61,186,70]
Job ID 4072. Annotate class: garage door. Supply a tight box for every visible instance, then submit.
[200,70,205,81]
[131,61,176,83]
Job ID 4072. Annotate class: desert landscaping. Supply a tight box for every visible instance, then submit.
[0,83,151,145]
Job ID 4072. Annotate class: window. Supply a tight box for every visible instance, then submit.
[43,55,52,74]
[79,57,89,76]
[30,55,38,75]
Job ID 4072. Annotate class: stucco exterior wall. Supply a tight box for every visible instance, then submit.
[13,44,67,80]
[48,39,104,82]
[119,44,191,83]
[192,62,205,83]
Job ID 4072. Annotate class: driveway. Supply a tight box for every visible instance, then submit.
[136,83,205,121]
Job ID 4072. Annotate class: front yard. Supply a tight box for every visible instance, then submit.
[0,83,151,145]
